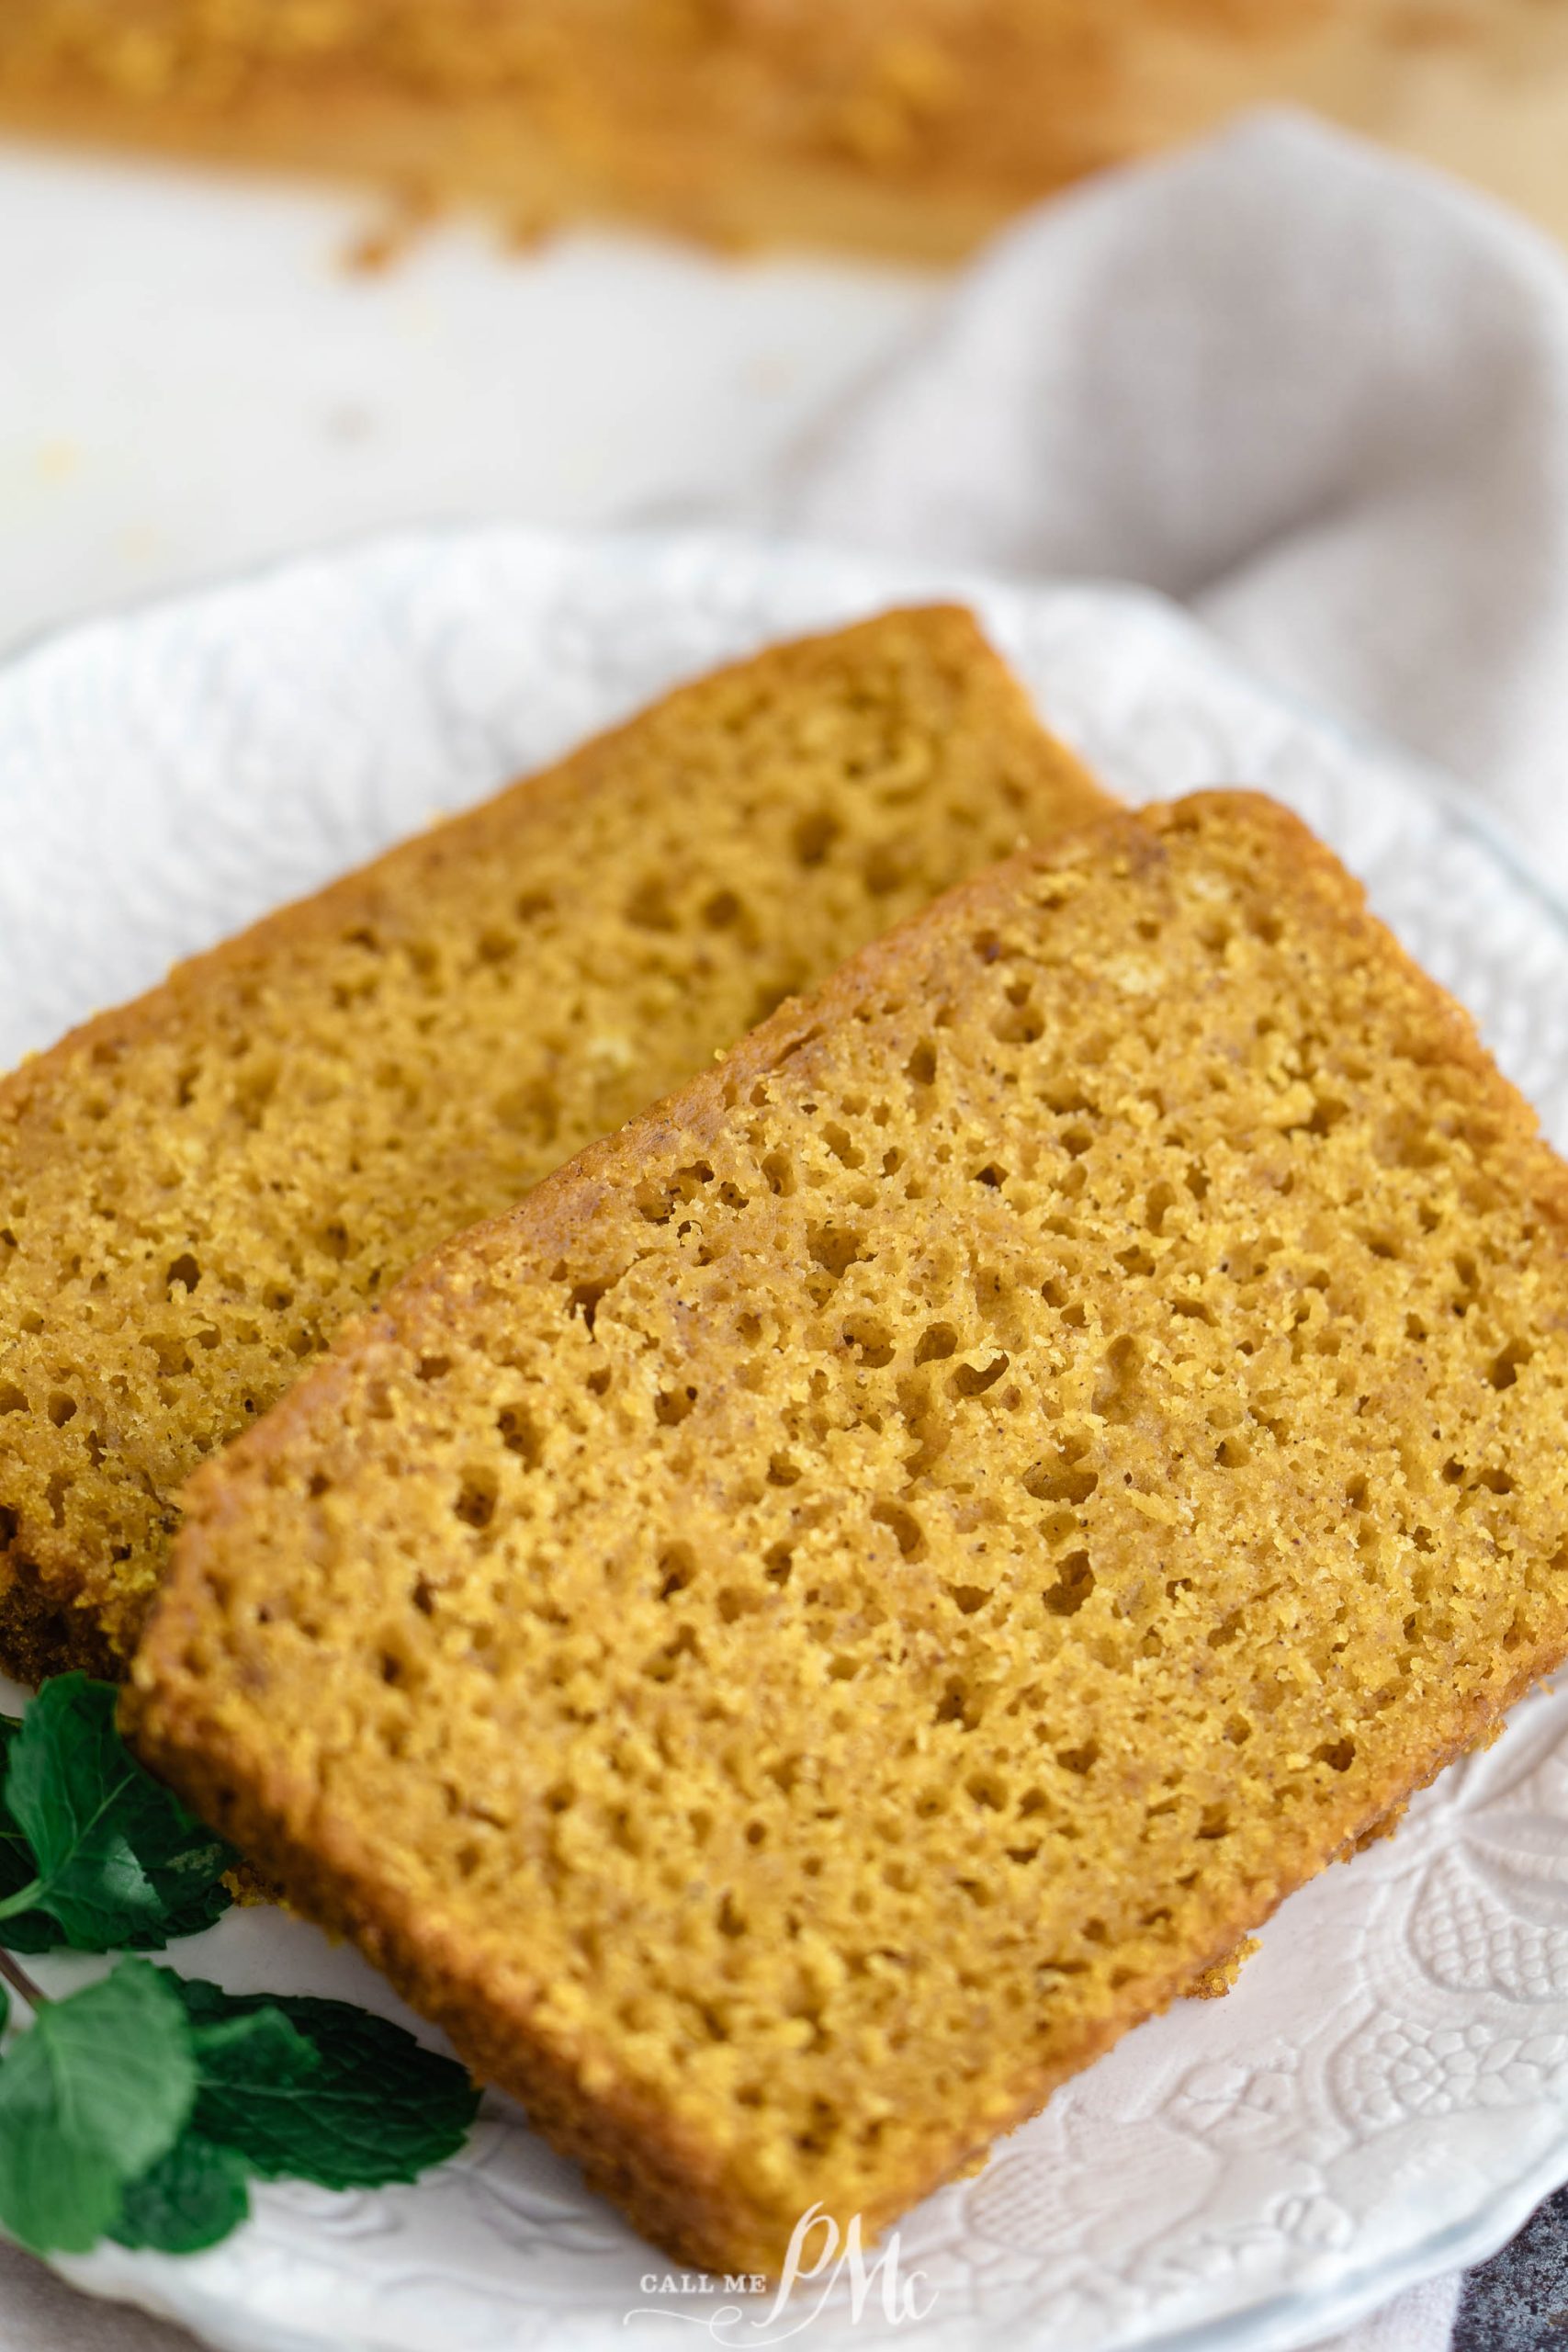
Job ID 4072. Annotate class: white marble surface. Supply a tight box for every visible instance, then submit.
[0,141,936,656]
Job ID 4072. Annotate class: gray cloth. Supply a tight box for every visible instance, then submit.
[761,108,1568,897]
[0,2247,199,2347]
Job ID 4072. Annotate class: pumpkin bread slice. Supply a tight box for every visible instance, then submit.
[130,792,1568,2274]
[0,606,1107,1679]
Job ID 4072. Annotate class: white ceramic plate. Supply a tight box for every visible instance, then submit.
[5,525,1568,2352]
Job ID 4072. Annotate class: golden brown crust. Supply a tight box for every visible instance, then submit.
[132,791,1568,2275]
[0,604,1107,1679]
[131,1601,1295,2272]
[130,1582,1563,2270]
[1187,1936,1261,1999]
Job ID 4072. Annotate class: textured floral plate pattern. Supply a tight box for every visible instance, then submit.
[4,526,1568,2352]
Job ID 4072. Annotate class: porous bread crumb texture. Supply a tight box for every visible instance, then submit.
[132,793,1568,2277]
[0,606,1106,1679]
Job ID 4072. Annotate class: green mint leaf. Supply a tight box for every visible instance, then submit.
[0,2058,125,2256]
[110,2132,251,2256]
[0,1686,159,1947]
[1,1678,235,1951]
[136,1863,235,1951]
[175,1980,479,2188]
[17,1961,194,2174]
[0,1961,196,2254]
[192,2003,322,2110]
[0,1719,57,1953]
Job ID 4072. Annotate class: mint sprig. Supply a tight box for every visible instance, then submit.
[0,1678,235,1951]
[0,1676,481,2261]
[0,1962,196,2254]
[177,1981,479,2188]
[0,1966,479,2257]
[110,2132,253,2256]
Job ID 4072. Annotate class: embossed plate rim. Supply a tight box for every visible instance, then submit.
[0,523,1563,2352]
